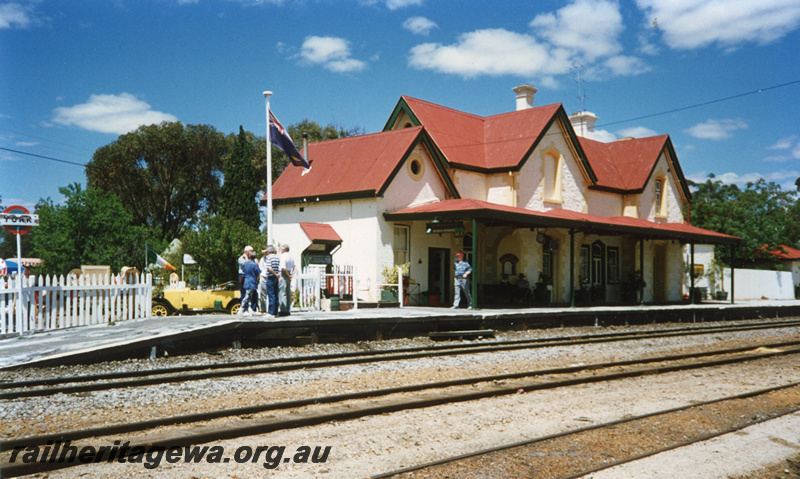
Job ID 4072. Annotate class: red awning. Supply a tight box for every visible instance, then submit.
[300,222,343,244]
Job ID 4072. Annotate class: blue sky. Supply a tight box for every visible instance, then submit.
[2,0,799,212]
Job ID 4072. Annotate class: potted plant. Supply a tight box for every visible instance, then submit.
[428,287,441,307]
[706,258,727,301]
[380,263,409,302]
[621,271,646,304]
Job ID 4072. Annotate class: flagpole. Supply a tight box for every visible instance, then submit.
[263,91,274,246]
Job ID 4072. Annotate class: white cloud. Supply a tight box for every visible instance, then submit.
[403,16,437,36]
[530,0,623,61]
[636,0,800,50]
[299,36,366,73]
[51,93,178,135]
[386,0,422,10]
[763,135,800,162]
[0,3,36,29]
[602,55,650,76]
[359,0,422,10]
[769,135,798,150]
[684,118,747,140]
[618,126,659,138]
[408,0,647,81]
[591,129,618,143]
[409,29,553,78]
[687,169,800,191]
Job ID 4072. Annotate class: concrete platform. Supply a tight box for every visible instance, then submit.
[2,300,800,370]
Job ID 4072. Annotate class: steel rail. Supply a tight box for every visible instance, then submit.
[3,341,800,477]
[372,381,800,479]
[4,319,800,399]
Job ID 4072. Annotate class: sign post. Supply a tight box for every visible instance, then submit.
[1,205,39,332]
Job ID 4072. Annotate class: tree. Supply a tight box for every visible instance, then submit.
[690,175,799,264]
[181,215,263,285]
[218,126,261,229]
[31,184,147,274]
[86,121,227,242]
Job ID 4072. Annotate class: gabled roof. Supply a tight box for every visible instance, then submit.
[385,96,592,177]
[384,198,741,245]
[578,135,691,200]
[268,126,453,204]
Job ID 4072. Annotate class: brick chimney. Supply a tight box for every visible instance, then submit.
[513,85,537,111]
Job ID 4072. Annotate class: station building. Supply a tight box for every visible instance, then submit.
[267,86,739,307]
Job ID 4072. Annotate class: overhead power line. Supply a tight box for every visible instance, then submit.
[597,79,800,128]
[2,79,799,168]
[0,147,86,167]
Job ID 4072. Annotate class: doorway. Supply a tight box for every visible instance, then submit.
[428,248,450,306]
[653,244,668,302]
[590,240,606,303]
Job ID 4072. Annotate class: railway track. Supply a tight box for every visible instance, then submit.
[3,318,800,400]
[3,337,800,477]
[375,381,800,479]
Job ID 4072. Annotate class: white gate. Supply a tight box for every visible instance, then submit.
[295,265,358,311]
[1,273,153,335]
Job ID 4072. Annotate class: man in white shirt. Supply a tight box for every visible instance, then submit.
[257,248,271,316]
[278,245,296,316]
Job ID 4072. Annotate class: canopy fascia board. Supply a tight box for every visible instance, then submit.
[383,207,742,246]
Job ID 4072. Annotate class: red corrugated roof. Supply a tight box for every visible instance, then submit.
[270,126,423,201]
[402,96,563,169]
[579,135,668,191]
[757,244,800,260]
[300,222,342,243]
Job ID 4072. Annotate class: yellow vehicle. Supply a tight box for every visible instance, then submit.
[151,282,241,316]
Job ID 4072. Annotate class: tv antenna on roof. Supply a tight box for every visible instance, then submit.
[571,63,587,112]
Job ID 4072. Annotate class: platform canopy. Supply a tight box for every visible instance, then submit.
[384,198,742,246]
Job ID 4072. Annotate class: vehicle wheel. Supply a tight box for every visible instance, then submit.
[151,300,173,317]
[227,300,241,315]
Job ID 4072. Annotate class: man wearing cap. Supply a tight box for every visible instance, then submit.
[452,251,472,309]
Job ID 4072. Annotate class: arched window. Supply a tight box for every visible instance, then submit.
[499,254,519,276]
[543,151,563,203]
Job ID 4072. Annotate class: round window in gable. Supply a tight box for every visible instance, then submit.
[406,154,425,180]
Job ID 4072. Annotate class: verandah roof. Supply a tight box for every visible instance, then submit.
[383,198,742,246]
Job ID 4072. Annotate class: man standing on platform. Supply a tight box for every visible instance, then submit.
[265,245,280,317]
[451,251,472,309]
[278,245,296,316]
[258,248,270,315]
[238,245,254,302]
[240,251,261,316]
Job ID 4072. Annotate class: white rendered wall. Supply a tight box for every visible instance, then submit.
[641,153,685,223]
[586,189,624,217]
[274,198,382,301]
[724,269,795,300]
[517,124,589,214]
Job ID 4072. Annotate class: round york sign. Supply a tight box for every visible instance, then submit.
[2,205,38,235]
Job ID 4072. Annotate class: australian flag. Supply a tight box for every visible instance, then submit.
[269,111,311,169]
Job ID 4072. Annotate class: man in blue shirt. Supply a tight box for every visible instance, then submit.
[240,251,261,316]
[452,251,472,309]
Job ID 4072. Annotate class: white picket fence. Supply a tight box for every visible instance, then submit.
[295,265,358,311]
[1,273,153,335]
